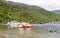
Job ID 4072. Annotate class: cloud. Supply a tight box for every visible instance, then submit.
[6,0,60,11]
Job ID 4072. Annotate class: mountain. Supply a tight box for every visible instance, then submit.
[0,0,60,23]
[54,10,60,14]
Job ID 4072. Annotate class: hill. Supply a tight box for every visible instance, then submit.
[0,0,60,23]
[54,9,60,14]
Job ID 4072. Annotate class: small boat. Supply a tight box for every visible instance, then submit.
[6,21,33,30]
[17,22,33,29]
[17,25,33,29]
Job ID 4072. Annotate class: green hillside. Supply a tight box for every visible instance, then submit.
[0,0,60,23]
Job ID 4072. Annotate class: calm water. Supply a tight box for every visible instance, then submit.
[1,24,60,38]
[7,24,60,32]
[32,24,60,32]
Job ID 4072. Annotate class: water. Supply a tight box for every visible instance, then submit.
[32,24,60,32]
[1,23,60,38]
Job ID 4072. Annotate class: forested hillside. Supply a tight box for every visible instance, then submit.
[0,0,60,23]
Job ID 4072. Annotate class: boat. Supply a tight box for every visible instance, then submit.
[6,21,33,30]
[17,22,33,30]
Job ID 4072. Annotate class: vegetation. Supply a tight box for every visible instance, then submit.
[0,0,60,23]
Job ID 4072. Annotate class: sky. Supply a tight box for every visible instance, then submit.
[6,0,60,11]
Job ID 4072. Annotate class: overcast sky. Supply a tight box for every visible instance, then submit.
[6,0,60,11]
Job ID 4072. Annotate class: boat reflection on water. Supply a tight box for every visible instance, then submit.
[17,22,33,34]
[18,28,32,34]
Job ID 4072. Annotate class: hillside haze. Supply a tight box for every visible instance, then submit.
[0,0,60,23]
[54,9,60,14]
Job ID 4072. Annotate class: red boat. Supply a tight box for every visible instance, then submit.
[17,25,33,29]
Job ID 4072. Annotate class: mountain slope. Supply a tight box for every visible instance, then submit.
[0,0,60,23]
[54,10,60,14]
